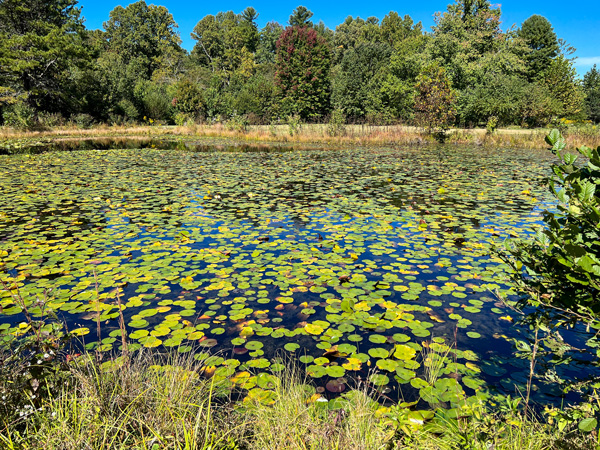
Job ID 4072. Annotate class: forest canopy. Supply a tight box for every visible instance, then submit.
[0,0,597,129]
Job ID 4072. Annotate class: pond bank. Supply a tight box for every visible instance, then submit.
[0,349,595,450]
[1,123,599,150]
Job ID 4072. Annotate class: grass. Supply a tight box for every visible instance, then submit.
[1,349,598,450]
[1,122,599,150]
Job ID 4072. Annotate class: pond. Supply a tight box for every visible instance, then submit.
[0,141,589,408]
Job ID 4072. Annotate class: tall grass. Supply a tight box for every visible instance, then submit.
[2,123,599,149]
[1,349,598,449]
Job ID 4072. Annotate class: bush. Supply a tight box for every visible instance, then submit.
[171,79,204,117]
[287,114,302,136]
[115,99,139,122]
[71,113,94,129]
[225,114,249,132]
[37,112,65,128]
[501,129,600,433]
[327,109,346,136]
[0,283,74,431]
[3,101,37,129]
[173,112,195,127]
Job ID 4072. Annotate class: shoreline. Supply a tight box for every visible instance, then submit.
[2,123,599,150]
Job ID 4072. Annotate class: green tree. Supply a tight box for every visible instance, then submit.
[289,6,313,27]
[240,7,260,53]
[256,22,284,65]
[103,0,182,77]
[430,0,526,91]
[0,0,89,114]
[191,11,256,84]
[380,12,422,46]
[457,74,559,127]
[275,26,331,119]
[583,65,600,123]
[331,43,392,120]
[414,64,457,133]
[518,15,559,81]
[333,16,381,62]
[544,55,585,119]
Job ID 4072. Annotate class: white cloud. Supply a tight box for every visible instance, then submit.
[575,56,600,66]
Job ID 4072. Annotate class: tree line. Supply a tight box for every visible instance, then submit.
[1,0,599,130]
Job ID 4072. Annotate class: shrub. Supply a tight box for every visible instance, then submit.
[3,101,37,129]
[225,114,249,132]
[287,114,302,136]
[327,109,346,136]
[37,112,65,128]
[501,129,600,433]
[71,113,94,129]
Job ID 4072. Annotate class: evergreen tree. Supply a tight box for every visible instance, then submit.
[289,6,314,27]
[518,15,559,81]
[584,65,600,123]
[0,0,88,113]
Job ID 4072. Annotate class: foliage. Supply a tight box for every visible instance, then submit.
[232,71,277,121]
[287,114,302,136]
[255,22,284,65]
[543,55,586,119]
[457,74,559,127]
[171,79,205,117]
[332,16,381,63]
[414,64,457,134]
[518,15,559,81]
[134,80,173,122]
[289,6,314,28]
[327,109,346,136]
[430,0,526,92]
[225,113,250,132]
[501,129,600,432]
[331,43,392,121]
[0,283,74,432]
[503,129,600,326]
[2,101,37,130]
[191,10,257,85]
[0,0,591,128]
[584,65,600,124]
[275,26,331,119]
[103,0,182,77]
[0,0,89,113]
[380,12,423,46]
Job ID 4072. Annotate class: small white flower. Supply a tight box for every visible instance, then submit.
[49,350,54,356]
[51,412,57,418]
[37,360,42,364]
[44,353,50,359]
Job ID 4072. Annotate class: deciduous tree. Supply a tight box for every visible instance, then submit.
[275,26,331,119]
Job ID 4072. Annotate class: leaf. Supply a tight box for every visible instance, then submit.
[394,344,417,360]
[578,417,598,433]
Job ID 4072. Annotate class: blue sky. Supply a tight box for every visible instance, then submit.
[78,0,600,76]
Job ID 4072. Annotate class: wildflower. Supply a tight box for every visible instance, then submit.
[44,353,50,359]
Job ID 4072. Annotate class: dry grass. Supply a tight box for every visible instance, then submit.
[3,123,598,150]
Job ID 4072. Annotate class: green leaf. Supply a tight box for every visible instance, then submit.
[578,417,597,433]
